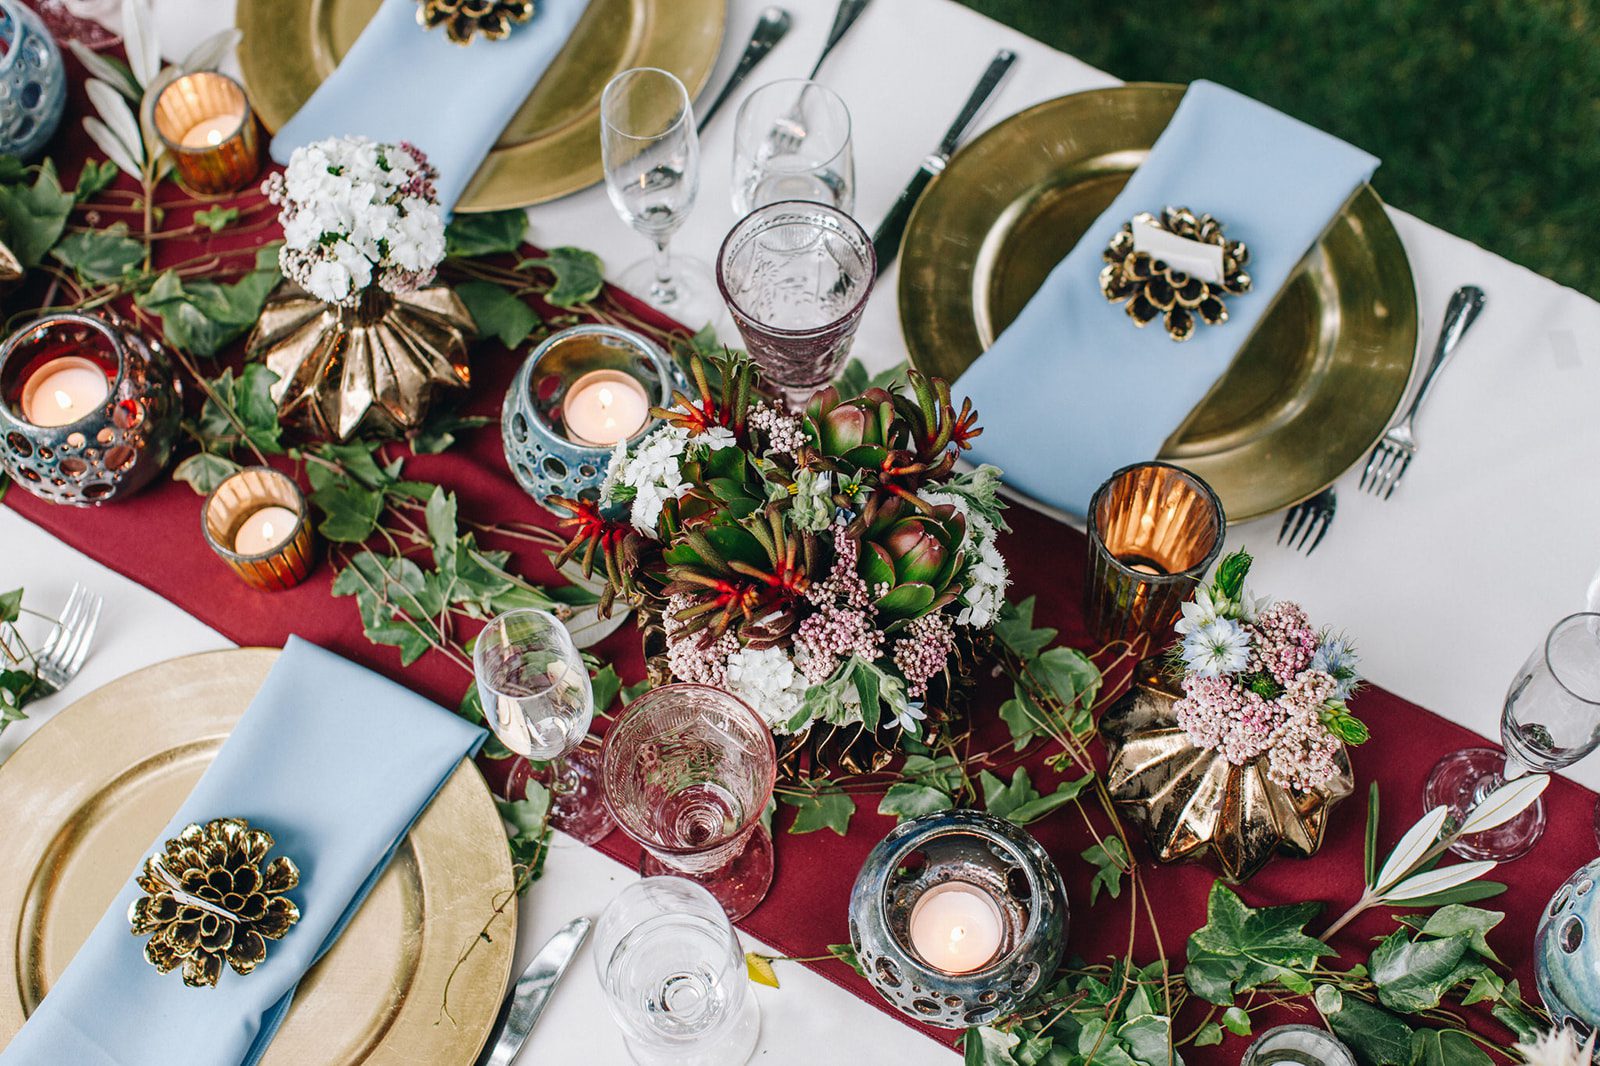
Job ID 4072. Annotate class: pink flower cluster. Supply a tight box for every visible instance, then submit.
[794,528,883,681]
[748,403,805,456]
[893,614,956,698]
[1172,602,1345,790]
[663,592,739,687]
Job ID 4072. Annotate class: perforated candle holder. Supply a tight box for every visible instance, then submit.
[501,324,683,513]
[202,467,316,591]
[848,809,1068,1029]
[0,312,180,505]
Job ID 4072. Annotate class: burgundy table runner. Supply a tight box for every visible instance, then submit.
[6,50,1594,1063]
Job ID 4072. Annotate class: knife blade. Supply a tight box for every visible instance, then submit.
[871,48,1017,270]
[476,917,592,1066]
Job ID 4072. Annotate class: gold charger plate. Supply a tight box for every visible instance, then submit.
[236,0,726,212]
[899,83,1420,522]
[0,648,514,1065]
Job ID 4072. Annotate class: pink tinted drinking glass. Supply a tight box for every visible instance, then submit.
[715,199,875,410]
[601,684,777,920]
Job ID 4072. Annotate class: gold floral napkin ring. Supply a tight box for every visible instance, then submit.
[128,818,301,988]
[1098,207,1253,342]
[416,0,535,44]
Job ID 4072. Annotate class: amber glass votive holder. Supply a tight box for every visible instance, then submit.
[1084,461,1224,648]
[152,72,261,195]
[202,467,315,591]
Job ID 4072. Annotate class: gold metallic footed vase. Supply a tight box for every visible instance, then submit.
[246,284,474,442]
[1101,666,1353,883]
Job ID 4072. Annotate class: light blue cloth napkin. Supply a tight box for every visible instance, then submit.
[271,0,592,212]
[955,81,1379,518]
[0,637,485,1066]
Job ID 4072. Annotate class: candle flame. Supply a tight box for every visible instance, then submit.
[207,128,223,146]
[598,387,614,408]
[950,926,967,944]
[260,522,275,540]
[53,389,72,410]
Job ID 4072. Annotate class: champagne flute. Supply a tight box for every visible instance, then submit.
[474,608,615,845]
[600,67,719,329]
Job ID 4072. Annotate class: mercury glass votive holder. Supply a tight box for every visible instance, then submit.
[1241,1025,1357,1066]
[202,467,316,591]
[152,71,261,195]
[848,809,1068,1029]
[1084,461,1225,647]
[0,0,66,159]
[501,324,683,512]
[0,312,180,505]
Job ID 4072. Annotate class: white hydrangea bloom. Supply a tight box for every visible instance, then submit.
[604,425,694,536]
[724,646,810,729]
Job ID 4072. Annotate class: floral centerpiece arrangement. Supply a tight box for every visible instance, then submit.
[1170,549,1366,790]
[249,135,474,441]
[555,353,1009,750]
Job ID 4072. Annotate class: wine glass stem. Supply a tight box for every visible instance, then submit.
[651,237,675,301]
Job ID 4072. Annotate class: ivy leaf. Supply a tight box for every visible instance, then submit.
[313,483,383,542]
[995,596,1057,659]
[1082,837,1128,906]
[0,160,73,267]
[194,364,284,456]
[310,440,390,490]
[135,242,282,356]
[1193,1022,1224,1047]
[962,1026,1021,1066]
[171,452,241,495]
[1369,929,1472,1013]
[1183,883,1333,1004]
[1325,998,1415,1066]
[424,486,458,570]
[540,246,605,308]
[981,768,1038,821]
[194,205,238,232]
[444,208,528,258]
[73,159,120,202]
[409,412,491,455]
[589,664,622,714]
[827,943,864,977]
[0,588,20,623]
[498,778,552,875]
[1220,1006,1251,1037]
[456,280,540,348]
[1006,775,1093,826]
[1409,1029,1493,1066]
[50,223,145,282]
[1397,905,1505,963]
[1028,646,1101,711]
[877,782,953,821]
[998,688,1047,750]
[782,789,854,836]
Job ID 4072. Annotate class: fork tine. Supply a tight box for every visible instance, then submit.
[1382,451,1412,500]
[42,585,87,669]
[1279,504,1307,546]
[62,595,102,678]
[1358,445,1384,491]
[1305,511,1332,556]
[36,585,81,664]
[1294,509,1324,551]
[1363,443,1398,496]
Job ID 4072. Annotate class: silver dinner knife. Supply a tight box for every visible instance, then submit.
[476,917,592,1066]
[871,48,1017,270]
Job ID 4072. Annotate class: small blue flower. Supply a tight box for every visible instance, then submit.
[1311,634,1361,700]
[1181,618,1252,677]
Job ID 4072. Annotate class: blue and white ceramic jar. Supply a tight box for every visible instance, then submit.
[1535,857,1600,1032]
[0,0,67,160]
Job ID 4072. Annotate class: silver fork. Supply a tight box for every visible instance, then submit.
[33,583,103,694]
[1278,488,1337,556]
[769,0,871,154]
[1360,285,1487,498]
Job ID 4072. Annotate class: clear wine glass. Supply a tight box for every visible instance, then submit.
[600,67,719,329]
[600,684,777,921]
[1425,612,1600,860]
[593,877,760,1066]
[731,79,855,215]
[474,608,615,845]
[715,200,876,410]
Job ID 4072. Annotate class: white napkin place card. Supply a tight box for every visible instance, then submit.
[1132,216,1224,282]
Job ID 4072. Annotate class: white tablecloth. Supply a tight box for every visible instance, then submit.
[5,0,1600,1061]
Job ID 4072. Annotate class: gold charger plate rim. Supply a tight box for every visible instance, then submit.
[235,0,726,212]
[0,647,514,1066]
[899,82,1420,522]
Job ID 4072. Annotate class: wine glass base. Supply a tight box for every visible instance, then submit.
[620,979,760,1066]
[1423,747,1547,861]
[510,744,617,846]
[640,827,774,922]
[616,255,725,335]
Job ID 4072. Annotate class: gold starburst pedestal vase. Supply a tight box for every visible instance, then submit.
[1101,666,1354,883]
[246,284,474,443]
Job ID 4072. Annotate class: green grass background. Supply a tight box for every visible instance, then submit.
[956,0,1600,297]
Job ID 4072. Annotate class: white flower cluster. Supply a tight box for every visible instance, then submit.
[265,137,447,307]
[724,646,811,730]
[922,490,1009,627]
[600,423,737,535]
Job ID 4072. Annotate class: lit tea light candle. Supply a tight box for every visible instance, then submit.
[20,356,109,427]
[563,369,650,446]
[181,114,239,148]
[908,882,1005,974]
[233,505,300,555]
[152,72,261,196]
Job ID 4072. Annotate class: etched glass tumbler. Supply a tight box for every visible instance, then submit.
[715,200,875,410]
[474,608,615,845]
[1426,612,1600,860]
[593,877,760,1066]
[731,79,855,214]
[601,684,777,920]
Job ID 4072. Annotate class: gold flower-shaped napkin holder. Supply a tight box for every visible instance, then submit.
[1098,207,1252,342]
[128,818,301,988]
[416,0,535,44]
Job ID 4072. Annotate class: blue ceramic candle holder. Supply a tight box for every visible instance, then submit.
[0,0,66,160]
[848,809,1068,1029]
[501,324,682,512]
[1536,857,1600,1032]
